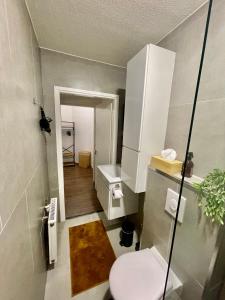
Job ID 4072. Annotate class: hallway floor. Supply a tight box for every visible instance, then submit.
[64,165,103,218]
[44,212,137,300]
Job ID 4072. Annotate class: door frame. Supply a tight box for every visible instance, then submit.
[54,86,119,222]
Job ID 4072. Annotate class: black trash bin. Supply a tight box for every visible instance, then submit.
[120,221,135,247]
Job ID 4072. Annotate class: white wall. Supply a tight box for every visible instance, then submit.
[61,105,94,166]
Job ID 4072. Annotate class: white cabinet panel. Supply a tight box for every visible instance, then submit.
[96,172,110,218]
[109,183,139,220]
[101,181,110,218]
[121,44,175,193]
[123,45,148,151]
[96,165,139,220]
[140,45,176,153]
[94,101,113,178]
[121,147,149,193]
[121,147,139,192]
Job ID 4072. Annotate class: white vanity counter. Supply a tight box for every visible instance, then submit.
[96,164,139,220]
[97,164,121,184]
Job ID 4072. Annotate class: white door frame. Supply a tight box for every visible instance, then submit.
[54,86,119,222]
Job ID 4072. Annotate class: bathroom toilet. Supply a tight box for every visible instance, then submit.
[109,247,182,300]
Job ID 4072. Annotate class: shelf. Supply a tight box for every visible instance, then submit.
[63,152,75,158]
[149,166,203,191]
[61,120,75,165]
[63,161,76,167]
[173,172,203,185]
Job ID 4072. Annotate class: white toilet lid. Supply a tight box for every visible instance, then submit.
[109,248,172,300]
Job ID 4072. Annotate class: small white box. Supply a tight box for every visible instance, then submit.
[165,188,186,223]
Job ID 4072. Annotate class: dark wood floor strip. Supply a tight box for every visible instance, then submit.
[64,165,103,219]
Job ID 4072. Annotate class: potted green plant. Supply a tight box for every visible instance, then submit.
[193,169,225,225]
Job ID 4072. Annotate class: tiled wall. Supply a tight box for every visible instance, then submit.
[40,49,126,198]
[0,0,49,299]
[159,0,225,177]
[142,169,219,299]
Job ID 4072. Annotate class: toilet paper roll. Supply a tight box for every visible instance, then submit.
[112,188,123,200]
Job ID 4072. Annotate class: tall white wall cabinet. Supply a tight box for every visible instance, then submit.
[121,44,176,193]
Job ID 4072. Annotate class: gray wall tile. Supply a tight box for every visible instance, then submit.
[171,186,218,287]
[0,0,48,299]
[198,0,225,101]
[141,169,178,259]
[0,197,36,300]
[26,166,46,274]
[159,5,206,107]
[159,1,225,178]
[165,104,192,162]
[142,170,219,299]
[165,98,225,177]
[190,98,225,176]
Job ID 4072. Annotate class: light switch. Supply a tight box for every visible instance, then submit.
[165,188,186,223]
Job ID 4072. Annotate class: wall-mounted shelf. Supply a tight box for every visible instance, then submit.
[173,172,203,185]
[149,166,203,191]
[61,121,75,167]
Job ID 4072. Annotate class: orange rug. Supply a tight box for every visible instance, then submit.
[69,220,116,296]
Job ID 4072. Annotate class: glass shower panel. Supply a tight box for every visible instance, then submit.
[141,2,210,300]
[163,0,225,299]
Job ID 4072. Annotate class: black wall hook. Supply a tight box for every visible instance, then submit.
[39,106,52,135]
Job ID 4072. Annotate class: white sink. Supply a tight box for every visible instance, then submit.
[97,164,121,184]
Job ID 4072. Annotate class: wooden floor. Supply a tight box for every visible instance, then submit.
[64,165,103,219]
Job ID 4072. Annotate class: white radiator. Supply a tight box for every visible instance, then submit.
[47,198,58,265]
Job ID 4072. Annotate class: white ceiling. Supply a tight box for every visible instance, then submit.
[26,0,207,67]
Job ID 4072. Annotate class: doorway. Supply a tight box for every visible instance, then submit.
[61,104,102,218]
[54,86,119,222]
